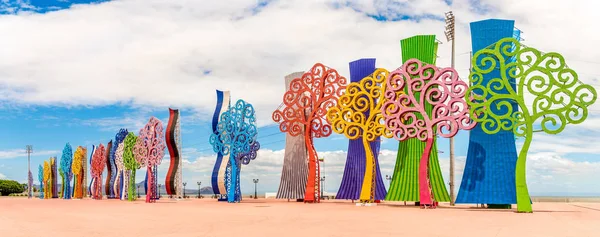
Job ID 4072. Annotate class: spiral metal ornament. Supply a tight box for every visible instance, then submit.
[123,132,139,201]
[91,144,106,200]
[272,63,347,203]
[72,146,85,199]
[38,164,44,199]
[134,117,166,203]
[210,99,259,203]
[466,37,597,213]
[59,143,73,199]
[381,58,475,206]
[327,68,393,203]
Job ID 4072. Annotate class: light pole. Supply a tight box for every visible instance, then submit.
[26,145,33,199]
[253,179,259,199]
[385,175,392,187]
[444,10,456,206]
[320,176,326,199]
[183,182,187,198]
[158,184,162,198]
[197,181,202,198]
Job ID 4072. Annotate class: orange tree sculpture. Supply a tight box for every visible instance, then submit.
[273,63,347,203]
[382,59,475,207]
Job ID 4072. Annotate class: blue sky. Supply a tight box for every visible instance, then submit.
[1,0,599,196]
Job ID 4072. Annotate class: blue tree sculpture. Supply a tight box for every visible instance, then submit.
[60,143,73,199]
[38,164,44,199]
[210,99,260,203]
[109,129,128,198]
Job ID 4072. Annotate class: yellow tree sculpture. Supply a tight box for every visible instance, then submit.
[43,160,51,199]
[327,68,394,203]
[72,146,85,199]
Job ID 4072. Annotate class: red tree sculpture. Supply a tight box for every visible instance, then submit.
[272,63,347,203]
[381,59,475,207]
[90,144,106,200]
[133,117,166,203]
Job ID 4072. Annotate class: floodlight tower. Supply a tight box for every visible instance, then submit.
[26,145,33,199]
[444,11,456,206]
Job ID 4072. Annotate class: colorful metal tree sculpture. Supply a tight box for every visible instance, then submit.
[59,165,64,198]
[133,117,166,203]
[60,143,73,199]
[38,164,44,199]
[166,108,183,198]
[273,63,347,203]
[467,38,597,213]
[91,144,106,200]
[276,72,309,200]
[110,129,128,198]
[123,132,139,201]
[104,140,113,198]
[328,67,393,203]
[115,142,126,200]
[211,90,232,200]
[210,99,259,203]
[72,146,84,199]
[43,160,51,199]
[88,145,95,197]
[382,58,475,207]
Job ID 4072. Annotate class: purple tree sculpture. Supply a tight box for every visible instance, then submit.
[133,117,166,203]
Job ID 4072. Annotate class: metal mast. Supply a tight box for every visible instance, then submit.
[444,11,456,206]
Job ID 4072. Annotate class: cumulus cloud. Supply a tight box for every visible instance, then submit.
[0,149,60,159]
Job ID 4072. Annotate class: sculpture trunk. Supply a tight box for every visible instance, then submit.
[418,138,434,205]
[304,129,319,203]
[516,131,533,213]
[128,169,136,201]
[146,166,154,203]
[359,138,375,202]
[227,156,239,203]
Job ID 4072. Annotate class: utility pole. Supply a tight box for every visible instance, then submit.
[26,145,33,199]
[444,11,456,206]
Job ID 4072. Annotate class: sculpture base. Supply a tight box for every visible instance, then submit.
[296,199,304,202]
[356,203,377,207]
[488,204,512,209]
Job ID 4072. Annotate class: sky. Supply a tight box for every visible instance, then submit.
[0,0,599,196]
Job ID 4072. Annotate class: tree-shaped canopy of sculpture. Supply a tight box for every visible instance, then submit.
[59,143,73,199]
[38,164,44,199]
[273,63,347,202]
[210,99,259,203]
[43,160,51,199]
[327,68,393,203]
[110,129,128,198]
[91,144,106,200]
[123,132,139,201]
[382,59,475,207]
[72,146,85,199]
[133,117,166,203]
[467,37,597,213]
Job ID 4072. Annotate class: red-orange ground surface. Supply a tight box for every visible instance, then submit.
[1,198,599,237]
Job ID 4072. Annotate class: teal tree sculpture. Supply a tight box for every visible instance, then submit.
[210,99,259,203]
[59,143,73,199]
[38,164,44,199]
[467,37,598,213]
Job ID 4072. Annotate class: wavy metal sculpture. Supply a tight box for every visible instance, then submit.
[107,129,128,199]
[211,90,231,197]
[72,146,85,199]
[328,64,393,203]
[133,117,166,203]
[466,37,597,212]
[210,99,259,203]
[38,164,44,199]
[115,142,126,200]
[88,145,95,197]
[273,63,347,203]
[166,108,183,198]
[382,58,475,207]
[50,157,58,198]
[59,143,73,199]
[104,140,113,198]
[91,144,106,200]
[123,132,139,201]
[43,161,51,199]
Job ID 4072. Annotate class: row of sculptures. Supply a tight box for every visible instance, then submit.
[266,19,596,213]
[33,19,596,214]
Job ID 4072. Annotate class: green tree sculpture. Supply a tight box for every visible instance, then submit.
[123,132,140,201]
[467,37,597,213]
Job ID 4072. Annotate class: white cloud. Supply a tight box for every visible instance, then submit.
[0,172,7,179]
[0,149,60,159]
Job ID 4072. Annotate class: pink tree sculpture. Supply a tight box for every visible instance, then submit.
[90,144,106,200]
[381,59,475,207]
[133,117,166,203]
